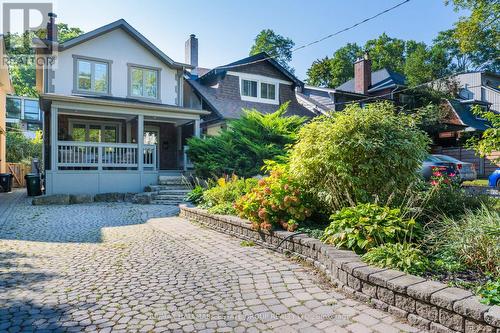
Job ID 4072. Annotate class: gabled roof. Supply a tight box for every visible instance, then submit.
[59,19,191,70]
[336,68,406,93]
[447,99,491,132]
[198,52,303,87]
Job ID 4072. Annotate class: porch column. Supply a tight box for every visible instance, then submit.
[194,119,201,138]
[50,106,58,171]
[137,114,144,171]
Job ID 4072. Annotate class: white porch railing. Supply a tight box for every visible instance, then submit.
[183,145,193,171]
[57,141,156,169]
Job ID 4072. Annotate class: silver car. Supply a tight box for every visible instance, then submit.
[433,154,477,181]
[420,155,457,181]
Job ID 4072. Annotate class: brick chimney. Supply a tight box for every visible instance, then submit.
[354,52,371,94]
[46,12,58,42]
[185,34,198,68]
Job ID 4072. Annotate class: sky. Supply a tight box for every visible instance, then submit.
[2,0,465,79]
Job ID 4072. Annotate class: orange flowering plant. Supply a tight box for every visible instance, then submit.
[234,164,314,232]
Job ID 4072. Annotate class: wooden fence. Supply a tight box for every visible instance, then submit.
[6,163,30,187]
[431,147,500,177]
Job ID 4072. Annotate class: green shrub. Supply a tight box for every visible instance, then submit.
[234,165,314,232]
[289,102,430,211]
[426,205,500,277]
[187,102,306,178]
[477,279,500,305]
[362,243,430,275]
[321,203,419,254]
[200,176,258,215]
[185,185,204,204]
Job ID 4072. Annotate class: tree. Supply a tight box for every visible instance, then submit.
[5,23,83,97]
[306,57,333,87]
[187,102,306,178]
[364,33,406,74]
[6,124,43,164]
[250,29,295,73]
[467,105,500,163]
[404,43,450,86]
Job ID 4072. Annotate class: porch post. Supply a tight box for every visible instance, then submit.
[50,106,58,171]
[138,114,144,171]
[194,119,201,138]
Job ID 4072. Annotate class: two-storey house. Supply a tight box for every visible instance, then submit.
[36,14,209,195]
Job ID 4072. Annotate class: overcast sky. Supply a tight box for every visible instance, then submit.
[3,0,465,79]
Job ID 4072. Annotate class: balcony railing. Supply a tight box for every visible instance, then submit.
[57,141,156,169]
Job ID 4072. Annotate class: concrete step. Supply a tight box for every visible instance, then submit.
[158,176,185,186]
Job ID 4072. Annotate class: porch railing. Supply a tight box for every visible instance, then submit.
[57,141,156,169]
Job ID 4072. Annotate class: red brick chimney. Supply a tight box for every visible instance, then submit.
[354,52,371,94]
[46,12,58,42]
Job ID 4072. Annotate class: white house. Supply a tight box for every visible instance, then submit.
[36,14,208,195]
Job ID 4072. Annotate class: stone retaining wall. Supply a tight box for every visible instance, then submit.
[179,205,500,333]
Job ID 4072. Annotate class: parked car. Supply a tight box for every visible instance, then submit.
[488,169,500,189]
[420,155,457,181]
[433,154,477,181]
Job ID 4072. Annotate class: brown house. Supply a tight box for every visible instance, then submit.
[184,47,317,135]
[0,35,14,174]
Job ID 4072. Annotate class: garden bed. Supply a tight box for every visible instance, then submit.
[180,205,500,333]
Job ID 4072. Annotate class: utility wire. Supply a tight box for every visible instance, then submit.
[213,0,412,71]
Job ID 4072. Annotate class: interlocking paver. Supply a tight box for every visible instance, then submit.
[0,195,427,332]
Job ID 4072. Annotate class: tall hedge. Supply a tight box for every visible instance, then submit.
[187,102,306,178]
[289,102,430,210]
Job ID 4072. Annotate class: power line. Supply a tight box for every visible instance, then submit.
[213,0,412,71]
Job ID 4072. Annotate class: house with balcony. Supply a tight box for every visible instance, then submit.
[36,14,208,195]
[6,96,43,138]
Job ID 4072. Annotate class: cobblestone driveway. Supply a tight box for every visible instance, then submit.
[0,195,425,332]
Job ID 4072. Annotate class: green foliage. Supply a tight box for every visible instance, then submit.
[306,43,362,88]
[477,279,500,305]
[249,29,295,72]
[362,243,430,275]
[235,165,314,232]
[240,240,255,247]
[6,125,42,164]
[187,103,306,178]
[185,185,204,204]
[5,23,83,97]
[467,105,500,163]
[200,176,258,215]
[321,203,419,254]
[289,102,430,210]
[426,205,500,277]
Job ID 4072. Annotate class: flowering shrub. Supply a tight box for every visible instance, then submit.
[201,175,258,215]
[234,166,314,232]
[430,167,460,189]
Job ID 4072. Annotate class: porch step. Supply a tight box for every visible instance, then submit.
[145,185,189,192]
[151,199,187,205]
[154,194,187,200]
[158,175,185,186]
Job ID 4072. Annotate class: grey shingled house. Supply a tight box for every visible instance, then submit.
[183,36,317,135]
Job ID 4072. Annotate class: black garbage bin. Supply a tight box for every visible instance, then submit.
[25,174,42,196]
[0,173,13,193]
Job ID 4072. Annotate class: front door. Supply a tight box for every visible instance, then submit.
[144,126,160,169]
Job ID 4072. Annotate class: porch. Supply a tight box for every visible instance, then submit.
[41,94,208,194]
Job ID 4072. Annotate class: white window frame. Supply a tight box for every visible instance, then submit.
[229,72,291,105]
[72,55,112,95]
[127,63,162,102]
[68,119,122,143]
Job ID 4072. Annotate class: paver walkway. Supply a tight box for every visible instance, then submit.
[0,195,426,332]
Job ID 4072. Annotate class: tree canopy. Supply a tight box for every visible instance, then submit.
[250,29,295,73]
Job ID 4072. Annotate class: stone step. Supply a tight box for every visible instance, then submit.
[157,190,190,195]
[154,194,186,200]
[151,199,186,205]
[158,176,185,186]
[145,185,189,192]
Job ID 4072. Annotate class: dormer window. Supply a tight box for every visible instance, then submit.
[236,73,282,105]
[73,55,111,95]
[128,64,161,101]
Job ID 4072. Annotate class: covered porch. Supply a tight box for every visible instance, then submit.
[40,94,208,194]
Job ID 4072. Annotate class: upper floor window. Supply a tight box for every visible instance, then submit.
[128,64,160,100]
[242,79,258,98]
[24,100,40,121]
[6,97,21,119]
[236,73,282,105]
[73,56,111,95]
[6,97,41,121]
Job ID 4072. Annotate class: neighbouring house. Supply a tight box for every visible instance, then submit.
[0,35,14,174]
[298,53,409,112]
[185,46,318,135]
[452,71,500,113]
[36,14,209,195]
[6,95,43,139]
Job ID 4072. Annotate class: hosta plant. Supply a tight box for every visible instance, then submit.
[362,243,430,275]
[321,203,419,254]
[234,165,314,232]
